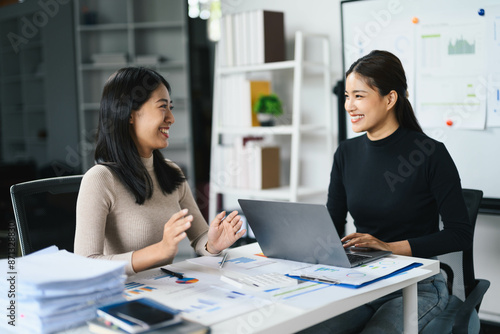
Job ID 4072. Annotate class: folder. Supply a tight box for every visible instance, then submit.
[289,260,423,289]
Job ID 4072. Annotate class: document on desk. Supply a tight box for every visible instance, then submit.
[187,253,277,272]
[187,253,312,277]
[270,267,432,310]
[124,265,272,326]
[288,257,422,288]
[184,255,422,312]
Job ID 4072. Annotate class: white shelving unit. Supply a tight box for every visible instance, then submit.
[73,0,195,187]
[209,31,333,218]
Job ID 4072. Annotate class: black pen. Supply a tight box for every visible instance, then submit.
[161,268,184,279]
[299,275,339,285]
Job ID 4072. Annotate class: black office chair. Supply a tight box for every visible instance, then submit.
[421,189,490,334]
[10,175,83,256]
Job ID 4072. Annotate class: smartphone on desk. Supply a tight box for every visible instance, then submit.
[97,298,182,333]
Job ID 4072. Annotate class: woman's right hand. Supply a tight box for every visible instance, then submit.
[160,208,192,260]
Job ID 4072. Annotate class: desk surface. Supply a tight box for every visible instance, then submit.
[60,243,438,334]
[209,243,439,334]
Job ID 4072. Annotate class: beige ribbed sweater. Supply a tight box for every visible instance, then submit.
[74,156,211,275]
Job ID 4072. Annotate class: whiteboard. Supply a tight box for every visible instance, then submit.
[340,0,500,207]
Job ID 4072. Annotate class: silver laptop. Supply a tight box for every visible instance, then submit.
[238,199,392,268]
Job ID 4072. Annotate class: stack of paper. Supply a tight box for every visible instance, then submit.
[0,246,126,334]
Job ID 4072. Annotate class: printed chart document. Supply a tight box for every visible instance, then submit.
[269,267,432,310]
[415,16,487,129]
[288,257,422,288]
[187,253,277,272]
[187,253,310,276]
[183,253,425,313]
[485,7,500,128]
[123,264,272,326]
[189,254,420,288]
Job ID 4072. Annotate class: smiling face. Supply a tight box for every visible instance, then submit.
[129,84,175,157]
[344,72,399,140]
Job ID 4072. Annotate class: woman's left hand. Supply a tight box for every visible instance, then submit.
[341,232,391,252]
[206,211,246,254]
[341,233,412,256]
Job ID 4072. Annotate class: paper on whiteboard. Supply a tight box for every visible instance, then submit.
[415,15,487,130]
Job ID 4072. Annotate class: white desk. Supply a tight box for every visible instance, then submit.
[62,243,439,334]
[206,243,439,334]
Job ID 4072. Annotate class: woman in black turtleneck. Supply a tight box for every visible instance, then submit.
[302,50,472,334]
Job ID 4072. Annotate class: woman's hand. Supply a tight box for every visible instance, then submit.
[206,211,246,254]
[341,232,412,256]
[159,209,193,259]
[131,209,192,272]
[341,233,390,251]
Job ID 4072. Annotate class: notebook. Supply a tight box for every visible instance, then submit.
[238,199,392,268]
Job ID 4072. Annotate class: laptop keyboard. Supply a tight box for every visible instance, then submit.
[347,253,370,264]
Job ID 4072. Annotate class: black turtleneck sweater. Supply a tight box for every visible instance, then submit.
[327,127,472,258]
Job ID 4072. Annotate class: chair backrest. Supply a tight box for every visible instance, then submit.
[438,188,483,301]
[10,175,83,256]
[461,189,483,296]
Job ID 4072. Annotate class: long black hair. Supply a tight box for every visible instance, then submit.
[95,67,185,204]
[346,50,423,133]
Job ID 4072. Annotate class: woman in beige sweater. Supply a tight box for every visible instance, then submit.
[74,67,245,275]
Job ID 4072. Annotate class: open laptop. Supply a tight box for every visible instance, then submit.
[238,199,392,268]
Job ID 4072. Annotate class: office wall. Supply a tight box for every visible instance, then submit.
[221,0,500,324]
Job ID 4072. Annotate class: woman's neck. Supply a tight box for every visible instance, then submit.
[367,117,400,141]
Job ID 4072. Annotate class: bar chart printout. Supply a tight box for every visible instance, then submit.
[416,19,487,129]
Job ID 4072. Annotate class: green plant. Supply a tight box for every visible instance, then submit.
[253,94,284,116]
